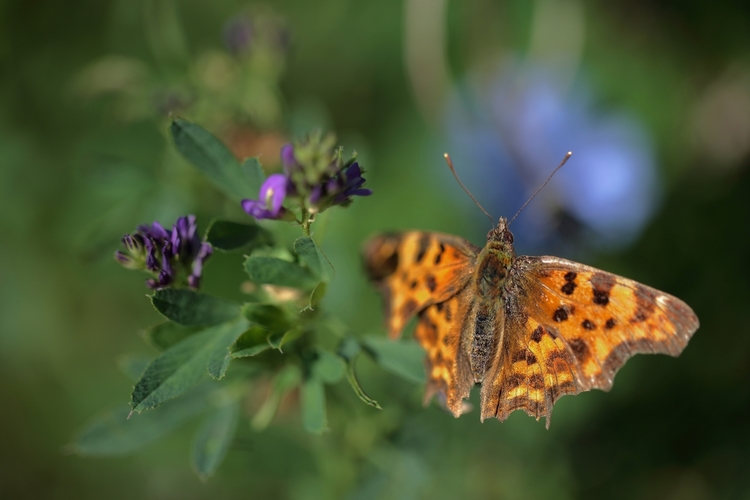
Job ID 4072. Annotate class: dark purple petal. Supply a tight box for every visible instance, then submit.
[242,174,289,220]
[143,237,160,271]
[344,162,361,179]
[188,243,213,289]
[121,234,142,253]
[114,251,135,268]
[170,224,181,255]
[309,185,322,205]
[187,274,201,289]
[139,221,169,240]
[348,188,372,197]
[281,143,297,174]
[161,243,174,277]
[262,174,288,215]
[241,199,275,219]
[156,269,173,288]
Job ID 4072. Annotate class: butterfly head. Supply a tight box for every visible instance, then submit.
[487,217,514,246]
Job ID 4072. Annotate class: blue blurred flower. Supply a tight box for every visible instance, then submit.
[115,215,212,290]
[444,62,659,252]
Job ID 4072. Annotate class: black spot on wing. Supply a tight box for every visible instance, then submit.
[561,281,577,295]
[553,306,570,322]
[605,318,616,329]
[426,275,437,292]
[531,326,544,342]
[631,285,657,323]
[590,272,615,306]
[415,233,430,263]
[568,338,590,361]
[582,319,596,330]
[529,374,545,390]
[402,299,418,319]
[561,271,577,295]
[434,243,446,265]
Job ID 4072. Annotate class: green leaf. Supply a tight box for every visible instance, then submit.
[71,385,211,456]
[206,219,273,252]
[240,157,264,195]
[267,326,304,352]
[337,338,381,409]
[242,303,291,333]
[151,289,240,326]
[251,365,302,431]
[293,236,332,281]
[244,256,317,289]
[130,318,249,413]
[310,348,345,384]
[145,322,202,351]
[345,360,381,410]
[117,355,152,382]
[231,326,271,358]
[362,336,426,384]
[191,401,240,481]
[302,282,327,312]
[170,119,260,200]
[300,378,327,434]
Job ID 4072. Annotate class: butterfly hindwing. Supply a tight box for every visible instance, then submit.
[415,287,474,416]
[364,231,479,338]
[481,256,699,426]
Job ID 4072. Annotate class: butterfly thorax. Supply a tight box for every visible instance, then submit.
[476,217,515,299]
[469,218,516,381]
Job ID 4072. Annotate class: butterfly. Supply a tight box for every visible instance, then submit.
[364,215,699,428]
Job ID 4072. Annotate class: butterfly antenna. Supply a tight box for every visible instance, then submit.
[509,151,572,226]
[444,153,495,227]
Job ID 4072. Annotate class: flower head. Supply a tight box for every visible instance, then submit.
[115,215,213,290]
[241,174,289,220]
[223,15,253,55]
[240,136,372,225]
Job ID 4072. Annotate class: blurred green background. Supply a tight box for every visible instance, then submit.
[2,0,750,498]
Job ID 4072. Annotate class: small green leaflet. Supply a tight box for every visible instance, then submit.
[191,401,241,481]
[151,289,240,327]
[130,318,250,414]
[170,119,262,201]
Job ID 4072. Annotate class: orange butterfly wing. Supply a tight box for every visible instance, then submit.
[364,232,479,338]
[414,287,475,415]
[480,256,700,427]
[365,232,479,414]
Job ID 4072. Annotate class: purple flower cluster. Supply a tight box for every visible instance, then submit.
[115,215,213,290]
[241,141,371,221]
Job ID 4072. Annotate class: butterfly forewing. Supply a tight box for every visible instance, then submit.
[481,256,699,426]
[365,231,479,338]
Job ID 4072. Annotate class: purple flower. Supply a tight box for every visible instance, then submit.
[280,143,298,175]
[223,15,253,55]
[188,243,213,289]
[171,215,200,261]
[115,215,213,290]
[241,174,289,220]
[333,163,373,204]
